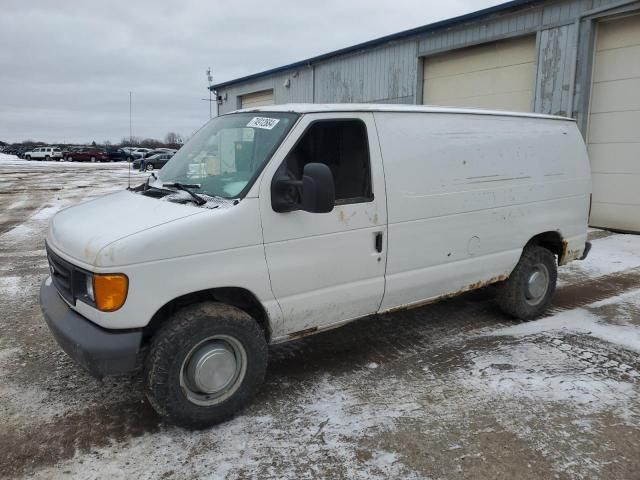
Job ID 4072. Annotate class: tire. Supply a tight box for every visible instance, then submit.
[127,156,133,162]
[496,245,557,320]
[45,155,50,161]
[144,302,268,429]
[146,163,154,171]
[25,155,31,160]
[67,156,73,162]
[90,156,96,163]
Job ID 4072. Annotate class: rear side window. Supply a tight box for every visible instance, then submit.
[283,120,373,204]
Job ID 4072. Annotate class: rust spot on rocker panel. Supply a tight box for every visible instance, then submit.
[559,239,581,266]
[288,326,319,340]
[384,274,509,314]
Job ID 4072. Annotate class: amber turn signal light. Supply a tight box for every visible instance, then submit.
[93,274,128,312]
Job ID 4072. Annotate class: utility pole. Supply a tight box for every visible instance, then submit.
[207,68,213,119]
[129,91,132,145]
[128,91,132,189]
[202,67,214,119]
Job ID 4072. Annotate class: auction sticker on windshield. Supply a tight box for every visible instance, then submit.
[247,117,280,130]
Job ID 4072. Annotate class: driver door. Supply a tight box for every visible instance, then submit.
[259,112,388,337]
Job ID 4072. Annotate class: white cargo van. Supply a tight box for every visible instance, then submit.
[40,104,592,428]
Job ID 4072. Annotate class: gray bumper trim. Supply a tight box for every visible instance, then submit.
[39,278,142,378]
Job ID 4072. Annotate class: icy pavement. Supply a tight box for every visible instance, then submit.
[1,155,640,479]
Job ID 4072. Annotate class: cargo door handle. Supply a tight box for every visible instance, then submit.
[374,232,383,253]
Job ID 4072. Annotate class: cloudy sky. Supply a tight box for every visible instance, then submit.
[1,0,502,144]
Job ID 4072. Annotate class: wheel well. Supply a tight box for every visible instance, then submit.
[526,231,564,260]
[142,287,271,344]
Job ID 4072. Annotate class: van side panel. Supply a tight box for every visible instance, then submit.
[374,112,591,311]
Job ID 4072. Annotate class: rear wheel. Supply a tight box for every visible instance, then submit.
[67,156,73,162]
[144,302,268,429]
[496,245,557,320]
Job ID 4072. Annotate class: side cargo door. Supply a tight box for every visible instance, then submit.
[259,112,388,337]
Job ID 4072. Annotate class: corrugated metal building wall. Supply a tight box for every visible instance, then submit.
[214,0,640,231]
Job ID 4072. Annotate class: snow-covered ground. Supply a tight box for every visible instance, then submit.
[1,155,640,479]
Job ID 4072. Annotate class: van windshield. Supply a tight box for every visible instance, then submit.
[157,112,298,199]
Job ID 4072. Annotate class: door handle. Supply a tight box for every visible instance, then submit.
[375,232,383,253]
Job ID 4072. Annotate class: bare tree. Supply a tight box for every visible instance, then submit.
[120,136,142,147]
[164,132,181,147]
[140,138,162,148]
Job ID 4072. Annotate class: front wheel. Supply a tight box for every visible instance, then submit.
[496,245,557,320]
[144,302,268,429]
[25,155,31,160]
[90,156,96,163]
[67,156,73,162]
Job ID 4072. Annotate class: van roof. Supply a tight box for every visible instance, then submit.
[233,103,574,122]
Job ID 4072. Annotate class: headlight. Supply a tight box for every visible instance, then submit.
[93,274,129,312]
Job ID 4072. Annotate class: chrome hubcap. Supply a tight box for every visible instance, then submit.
[525,265,549,305]
[188,342,236,393]
[180,335,246,406]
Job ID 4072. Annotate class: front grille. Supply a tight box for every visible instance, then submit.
[46,245,77,304]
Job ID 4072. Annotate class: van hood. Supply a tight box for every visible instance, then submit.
[47,190,205,266]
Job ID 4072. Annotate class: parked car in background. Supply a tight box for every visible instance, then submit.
[2,146,21,155]
[65,148,108,162]
[24,147,63,161]
[143,148,174,158]
[106,148,128,162]
[133,152,173,171]
[126,148,152,161]
[61,146,82,159]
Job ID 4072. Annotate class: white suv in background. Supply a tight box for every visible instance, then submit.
[24,147,63,161]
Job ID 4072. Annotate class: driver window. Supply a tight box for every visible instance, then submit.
[284,119,373,205]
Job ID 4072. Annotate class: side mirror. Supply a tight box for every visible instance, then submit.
[300,163,335,213]
[271,162,335,213]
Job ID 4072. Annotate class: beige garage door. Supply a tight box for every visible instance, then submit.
[588,15,640,232]
[240,90,274,109]
[423,35,536,112]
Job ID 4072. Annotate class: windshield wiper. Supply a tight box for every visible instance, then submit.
[162,182,206,206]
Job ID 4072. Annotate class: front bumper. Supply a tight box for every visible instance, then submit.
[39,277,142,378]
